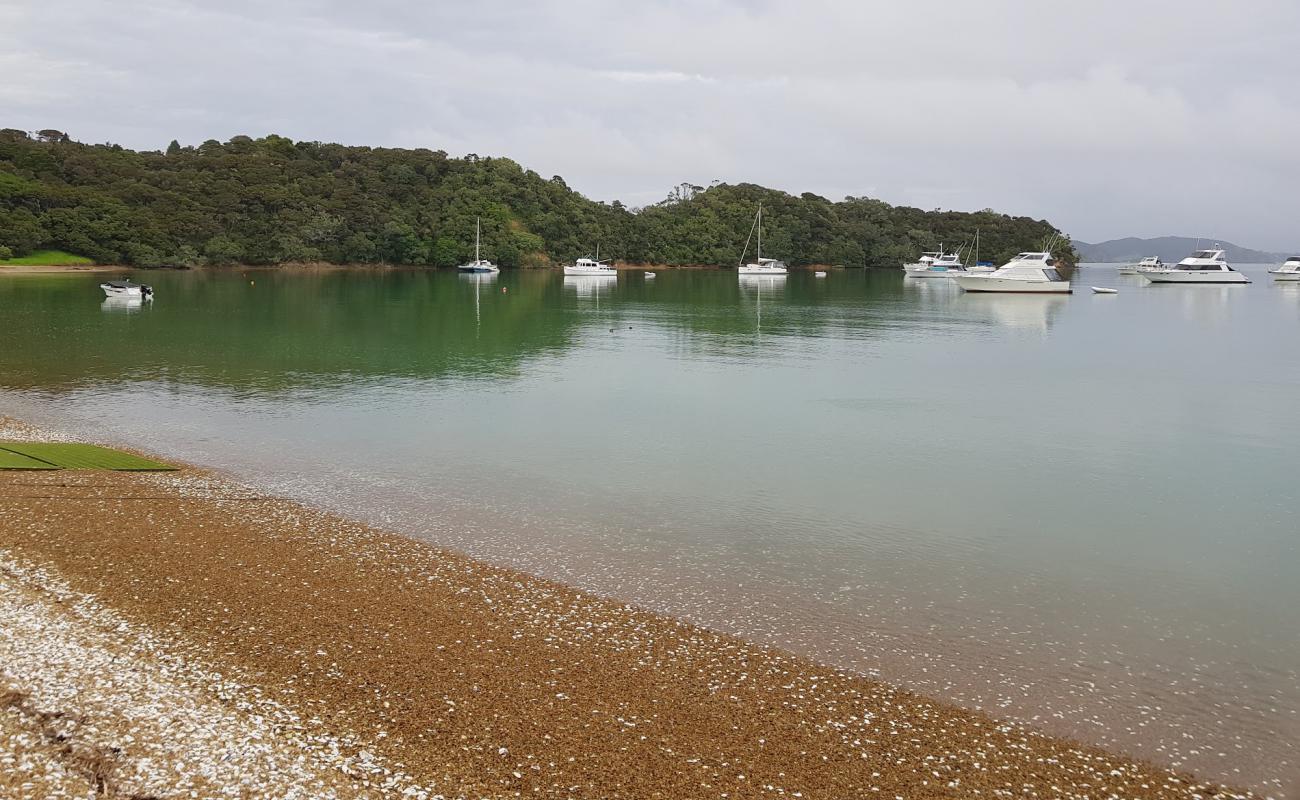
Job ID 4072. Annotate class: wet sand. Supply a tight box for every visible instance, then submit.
[0,418,1254,798]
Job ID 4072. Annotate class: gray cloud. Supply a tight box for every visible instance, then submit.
[3,0,1298,249]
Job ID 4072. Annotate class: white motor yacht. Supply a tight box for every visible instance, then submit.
[1140,248,1249,284]
[953,252,1072,293]
[100,279,153,298]
[457,218,500,273]
[738,203,789,275]
[1119,256,1163,274]
[563,257,617,277]
[1269,256,1300,281]
[903,249,967,277]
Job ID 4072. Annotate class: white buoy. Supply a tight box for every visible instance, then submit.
[1091,286,1118,294]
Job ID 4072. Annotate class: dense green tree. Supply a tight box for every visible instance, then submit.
[0,132,1076,268]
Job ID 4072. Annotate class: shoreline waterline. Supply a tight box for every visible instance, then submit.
[0,414,1258,798]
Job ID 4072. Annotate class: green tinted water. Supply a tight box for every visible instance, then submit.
[2,267,1297,794]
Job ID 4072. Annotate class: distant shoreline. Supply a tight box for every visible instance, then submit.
[0,261,851,274]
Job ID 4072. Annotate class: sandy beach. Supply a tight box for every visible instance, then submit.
[0,416,1254,799]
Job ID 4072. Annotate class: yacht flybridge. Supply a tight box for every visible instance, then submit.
[1140,248,1249,284]
[1269,256,1300,281]
[953,252,1071,293]
[903,248,967,277]
[738,203,789,275]
[457,218,500,273]
[563,245,617,276]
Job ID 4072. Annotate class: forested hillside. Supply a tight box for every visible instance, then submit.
[0,130,1076,268]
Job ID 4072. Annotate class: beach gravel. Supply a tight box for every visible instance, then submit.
[0,419,1258,799]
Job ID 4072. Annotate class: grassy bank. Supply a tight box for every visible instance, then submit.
[0,249,94,267]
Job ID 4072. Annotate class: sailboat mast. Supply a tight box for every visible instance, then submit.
[475,217,480,263]
[757,203,762,262]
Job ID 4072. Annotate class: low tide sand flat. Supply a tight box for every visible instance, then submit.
[0,421,1255,798]
[0,441,176,471]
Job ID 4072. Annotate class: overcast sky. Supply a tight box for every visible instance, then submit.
[3,1,1298,249]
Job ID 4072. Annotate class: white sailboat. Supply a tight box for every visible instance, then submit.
[953,252,1072,293]
[1268,256,1300,281]
[457,217,500,273]
[563,243,617,276]
[738,203,789,275]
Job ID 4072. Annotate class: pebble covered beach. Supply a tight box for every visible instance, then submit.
[0,416,1257,799]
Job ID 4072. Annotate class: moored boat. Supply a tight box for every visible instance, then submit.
[738,203,789,275]
[1269,256,1300,281]
[953,252,1072,293]
[457,217,500,273]
[563,257,617,277]
[100,279,153,298]
[903,248,967,277]
[1119,256,1163,274]
[1139,248,1249,284]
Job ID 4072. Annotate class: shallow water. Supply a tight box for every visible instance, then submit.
[3,265,1297,795]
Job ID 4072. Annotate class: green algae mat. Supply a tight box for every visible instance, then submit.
[0,442,176,471]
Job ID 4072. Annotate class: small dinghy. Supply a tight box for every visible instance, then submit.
[1091,286,1118,294]
[645,272,656,278]
[100,280,153,299]
[815,271,828,277]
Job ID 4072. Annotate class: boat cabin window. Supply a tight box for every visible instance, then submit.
[1043,269,1063,281]
[1193,251,1219,259]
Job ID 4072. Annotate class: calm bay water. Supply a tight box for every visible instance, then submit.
[3,266,1297,794]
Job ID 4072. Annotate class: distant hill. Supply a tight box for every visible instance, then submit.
[1073,237,1289,264]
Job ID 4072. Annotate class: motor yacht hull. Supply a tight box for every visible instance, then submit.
[458,265,499,274]
[903,266,965,278]
[738,267,788,275]
[1269,269,1300,281]
[563,267,617,277]
[953,275,1071,293]
[1141,272,1250,284]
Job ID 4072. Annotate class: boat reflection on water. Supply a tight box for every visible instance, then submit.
[960,293,1067,334]
[100,295,148,314]
[738,273,787,336]
[460,271,497,332]
[1172,284,1237,327]
[563,274,617,306]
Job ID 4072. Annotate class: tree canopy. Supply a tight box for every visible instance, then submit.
[0,131,1076,268]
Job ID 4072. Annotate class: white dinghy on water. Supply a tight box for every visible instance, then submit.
[1269,256,1300,281]
[1139,247,1250,284]
[738,203,789,275]
[457,217,500,274]
[953,252,1072,294]
[100,279,153,299]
